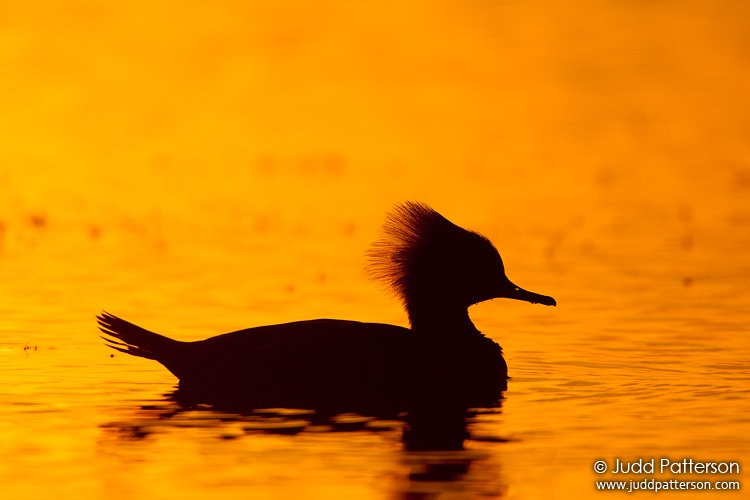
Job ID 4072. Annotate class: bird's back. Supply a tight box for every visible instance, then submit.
[176,319,418,412]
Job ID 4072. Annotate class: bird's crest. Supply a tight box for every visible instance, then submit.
[367,202,499,310]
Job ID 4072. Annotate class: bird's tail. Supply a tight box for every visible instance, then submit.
[98,312,179,361]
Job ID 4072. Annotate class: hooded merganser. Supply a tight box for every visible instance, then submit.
[99,202,555,414]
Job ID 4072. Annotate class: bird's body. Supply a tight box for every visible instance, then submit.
[99,202,554,416]
[99,315,506,413]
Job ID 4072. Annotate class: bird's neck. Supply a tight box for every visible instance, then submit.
[407,301,479,336]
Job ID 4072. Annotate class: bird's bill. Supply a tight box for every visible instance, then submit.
[505,281,557,306]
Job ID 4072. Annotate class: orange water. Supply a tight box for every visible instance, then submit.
[1,1,749,498]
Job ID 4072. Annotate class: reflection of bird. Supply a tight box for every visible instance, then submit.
[99,202,555,414]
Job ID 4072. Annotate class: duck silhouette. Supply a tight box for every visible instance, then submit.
[98,202,555,420]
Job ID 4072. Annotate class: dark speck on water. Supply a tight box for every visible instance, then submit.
[29,214,47,228]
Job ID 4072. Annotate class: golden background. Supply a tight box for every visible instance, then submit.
[0,1,748,498]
